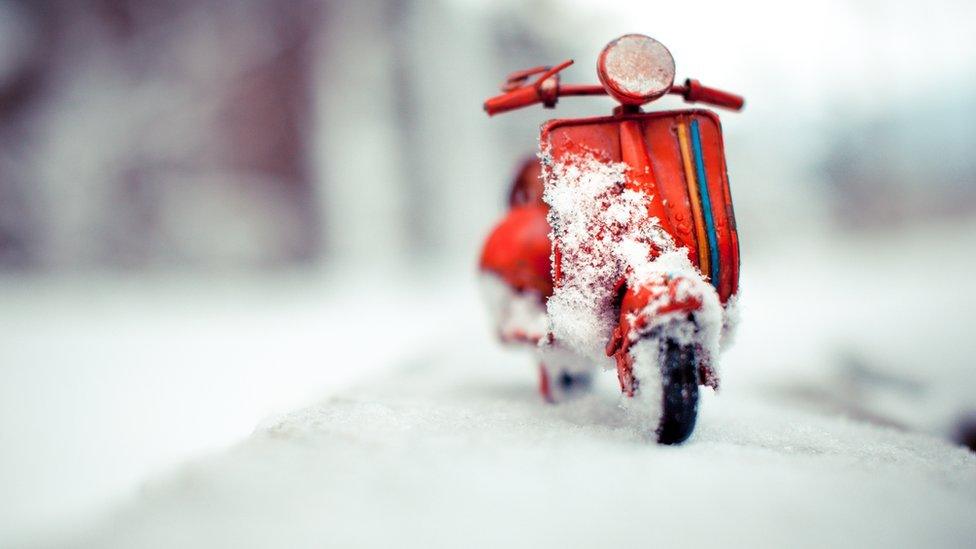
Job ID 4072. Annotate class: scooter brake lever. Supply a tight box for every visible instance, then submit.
[501,66,551,92]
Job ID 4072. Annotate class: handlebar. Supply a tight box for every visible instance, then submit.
[483,59,744,116]
[679,79,745,111]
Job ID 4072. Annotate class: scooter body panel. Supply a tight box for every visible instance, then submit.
[479,203,553,298]
[541,109,739,303]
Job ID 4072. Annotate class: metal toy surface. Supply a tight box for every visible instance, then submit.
[479,34,744,444]
[542,109,739,303]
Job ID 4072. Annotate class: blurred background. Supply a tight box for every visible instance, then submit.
[1,0,974,544]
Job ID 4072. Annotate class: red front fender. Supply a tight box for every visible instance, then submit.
[605,274,703,358]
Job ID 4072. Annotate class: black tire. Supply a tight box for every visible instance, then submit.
[656,340,699,444]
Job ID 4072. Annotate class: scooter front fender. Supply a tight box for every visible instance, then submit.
[605,274,703,358]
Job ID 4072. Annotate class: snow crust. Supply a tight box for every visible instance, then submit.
[542,151,631,363]
[57,332,976,549]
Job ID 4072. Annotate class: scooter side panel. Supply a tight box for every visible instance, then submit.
[694,112,740,299]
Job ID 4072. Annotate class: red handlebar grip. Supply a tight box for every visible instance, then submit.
[484,86,542,116]
[683,79,744,111]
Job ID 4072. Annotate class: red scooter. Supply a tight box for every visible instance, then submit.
[480,34,744,444]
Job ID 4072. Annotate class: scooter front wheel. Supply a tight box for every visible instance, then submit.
[627,337,699,444]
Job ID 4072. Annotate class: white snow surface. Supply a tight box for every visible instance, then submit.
[45,328,976,549]
[4,220,976,548]
[479,273,548,343]
[55,331,976,549]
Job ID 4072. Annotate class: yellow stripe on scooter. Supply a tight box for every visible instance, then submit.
[677,120,710,274]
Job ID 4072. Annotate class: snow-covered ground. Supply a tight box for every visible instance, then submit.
[0,270,450,545]
[4,221,976,548]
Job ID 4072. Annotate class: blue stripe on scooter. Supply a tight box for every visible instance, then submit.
[690,119,721,289]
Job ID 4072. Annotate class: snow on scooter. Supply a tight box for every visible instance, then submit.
[480,34,744,444]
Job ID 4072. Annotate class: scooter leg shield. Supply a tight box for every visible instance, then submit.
[606,274,706,395]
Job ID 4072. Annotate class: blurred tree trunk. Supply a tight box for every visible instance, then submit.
[0,0,323,269]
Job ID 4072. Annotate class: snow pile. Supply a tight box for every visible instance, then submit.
[479,274,548,344]
[53,330,976,549]
[541,148,723,371]
[622,338,665,426]
[542,151,629,364]
[720,293,740,348]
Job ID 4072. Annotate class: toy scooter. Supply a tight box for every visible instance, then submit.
[480,34,744,444]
